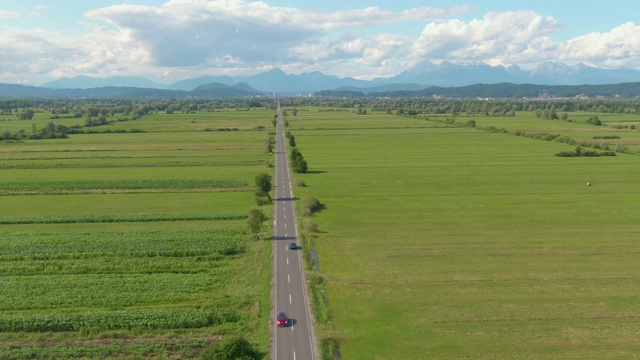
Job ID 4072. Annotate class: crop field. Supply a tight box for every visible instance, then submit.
[0,106,275,359]
[287,108,640,359]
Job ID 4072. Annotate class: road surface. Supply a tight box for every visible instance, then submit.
[272,103,318,360]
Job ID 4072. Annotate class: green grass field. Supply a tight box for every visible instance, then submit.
[288,109,640,359]
[0,107,276,359]
[3,102,640,359]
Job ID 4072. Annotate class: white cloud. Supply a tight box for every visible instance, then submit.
[0,1,640,84]
[557,22,640,68]
[0,11,21,19]
[83,0,469,68]
[410,12,640,71]
[412,11,564,64]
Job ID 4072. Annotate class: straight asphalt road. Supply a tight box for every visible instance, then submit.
[272,103,318,360]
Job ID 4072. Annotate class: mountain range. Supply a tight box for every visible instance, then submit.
[40,61,640,93]
[1,61,640,98]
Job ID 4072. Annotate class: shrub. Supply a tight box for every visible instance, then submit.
[587,116,602,126]
[554,135,577,145]
[199,336,256,360]
[255,196,270,206]
[294,178,306,187]
[303,220,319,233]
[554,151,575,157]
[300,197,322,216]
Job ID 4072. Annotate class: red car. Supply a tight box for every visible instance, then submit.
[277,312,289,327]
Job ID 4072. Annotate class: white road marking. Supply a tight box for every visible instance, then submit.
[294,351,296,360]
[287,258,289,265]
[288,274,290,283]
[290,294,292,304]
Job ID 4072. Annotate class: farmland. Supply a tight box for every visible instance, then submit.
[0,103,276,359]
[3,97,640,359]
[287,106,640,359]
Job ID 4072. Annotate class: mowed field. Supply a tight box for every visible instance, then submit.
[289,109,640,359]
[0,107,276,359]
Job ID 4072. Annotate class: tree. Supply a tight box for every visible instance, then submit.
[18,109,35,120]
[265,136,275,154]
[289,148,308,173]
[2,129,12,141]
[587,116,602,126]
[288,135,296,147]
[247,209,268,238]
[254,173,272,198]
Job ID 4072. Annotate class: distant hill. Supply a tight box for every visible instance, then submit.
[317,82,640,99]
[189,82,262,97]
[5,63,640,99]
[336,83,425,94]
[43,75,169,90]
[0,82,261,99]
[31,61,640,95]
[168,75,236,91]
[385,61,640,87]
[3,81,640,99]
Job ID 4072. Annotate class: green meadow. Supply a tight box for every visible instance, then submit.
[3,100,640,359]
[289,108,640,359]
[0,106,276,359]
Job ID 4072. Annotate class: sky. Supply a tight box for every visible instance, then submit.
[0,0,639,85]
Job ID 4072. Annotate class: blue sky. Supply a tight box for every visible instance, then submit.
[1,0,639,85]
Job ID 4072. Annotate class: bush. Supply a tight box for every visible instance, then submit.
[294,178,306,187]
[300,197,322,216]
[200,336,256,360]
[587,116,602,126]
[554,151,575,157]
[255,196,271,206]
[303,219,319,233]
